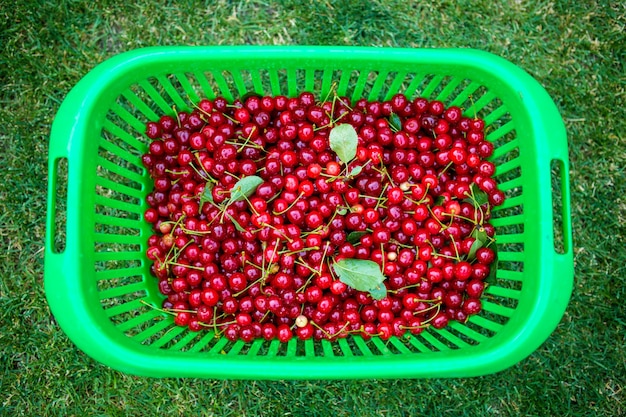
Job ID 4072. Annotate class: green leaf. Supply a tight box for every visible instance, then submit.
[332,258,387,299]
[433,195,445,206]
[388,113,402,131]
[225,213,246,232]
[485,244,498,283]
[229,175,263,202]
[336,207,348,215]
[471,227,489,244]
[470,183,489,206]
[467,238,483,261]
[199,182,215,211]
[348,165,363,177]
[346,231,367,244]
[468,227,489,260]
[368,284,387,300]
[329,123,358,165]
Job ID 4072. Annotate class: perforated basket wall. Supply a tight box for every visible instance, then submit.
[45,46,573,379]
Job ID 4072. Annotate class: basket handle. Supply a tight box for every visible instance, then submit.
[45,139,72,332]
[528,80,574,320]
[45,88,84,298]
[549,151,574,314]
[46,128,71,258]
[46,85,81,258]
[532,89,573,264]
[550,155,572,257]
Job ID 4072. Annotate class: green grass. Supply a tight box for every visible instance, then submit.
[1,0,624,415]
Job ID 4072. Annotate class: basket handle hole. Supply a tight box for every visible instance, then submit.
[550,159,570,255]
[51,157,68,254]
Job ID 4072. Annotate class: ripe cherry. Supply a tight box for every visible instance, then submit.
[143,94,501,343]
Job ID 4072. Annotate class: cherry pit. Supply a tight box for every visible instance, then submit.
[141,90,504,343]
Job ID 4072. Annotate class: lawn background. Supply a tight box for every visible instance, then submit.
[1,1,624,416]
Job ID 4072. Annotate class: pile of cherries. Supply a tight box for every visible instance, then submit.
[141,91,504,343]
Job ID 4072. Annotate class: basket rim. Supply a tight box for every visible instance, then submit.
[44,46,573,379]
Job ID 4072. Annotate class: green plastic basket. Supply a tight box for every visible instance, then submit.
[45,46,573,379]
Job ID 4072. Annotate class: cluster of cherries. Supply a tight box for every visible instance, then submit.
[141,91,504,343]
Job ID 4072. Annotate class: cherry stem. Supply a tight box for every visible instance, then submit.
[426,206,449,230]
[225,139,265,152]
[335,95,353,111]
[167,261,204,271]
[233,273,267,297]
[429,250,459,261]
[319,83,337,106]
[389,238,414,250]
[238,193,260,217]
[273,192,304,216]
[318,244,329,275]
[223,170,241,181]
[172,105,181,127]
[466,186,486,224]
[400,323,429,331]
[388,283,422,294]
[296,272,318,293]
[244,259,263,271]
[309,320,331,338]
[372,161,396,188]
[237,126,258,152]
[315,101,350,131]
[162,214,187,264]
[177,225,213,235]
[358,194,386,201]
[213,306,219,334]
[418,303,442,323]
[441,212,479,225]
[165,169,189,176]
[261,238,281,281]
[310,319,351,339]
[294,259,320,277]
[278,246,319,257]
[469,93,478,120]
[437,161,454,179]
[190,153,218,183]
[140,299,176,316]
[258,222,294,243]
[449,234,461,262]
[403,183,431,206]
[221,112,238,124]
